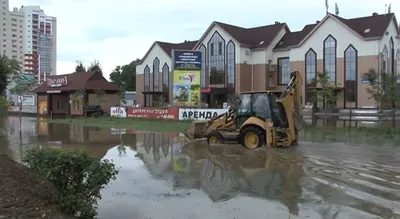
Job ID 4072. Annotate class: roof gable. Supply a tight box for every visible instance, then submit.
[139,41,198,64]
[295,13,395,49]
[194,21,288,50]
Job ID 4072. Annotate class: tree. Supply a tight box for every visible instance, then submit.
[75,61,86,72]
[310,72,340,109]
[109,59,138,92]
[75,60,103,75]
[87,60,102,74]
[0,54,21,95]
[363,68,399,109]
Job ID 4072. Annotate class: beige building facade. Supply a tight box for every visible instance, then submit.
[0,0,24,66]
[136,12,400,109]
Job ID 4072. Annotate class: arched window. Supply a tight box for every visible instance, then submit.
[199,44,206,88]
[389,37,394,75]
[208,31,225,85]
[226,40,235,93]
[397,49,400,76]
[153,58,160,91]
[162,63,169,91]
[144,65,150,91]
[344,45,357,105]
[383,46,388,73]
[323,35,337,83]
[305,49,317,104]
[144,65,151,106]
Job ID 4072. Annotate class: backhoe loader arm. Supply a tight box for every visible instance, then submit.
[277,71,304,142]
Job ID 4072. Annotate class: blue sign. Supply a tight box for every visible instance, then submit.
[173,50,202,70]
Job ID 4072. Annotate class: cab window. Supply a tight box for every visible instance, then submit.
[237,94,251,115]
[252,93,271,119]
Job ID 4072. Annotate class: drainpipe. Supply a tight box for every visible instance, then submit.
[251,63,254,90]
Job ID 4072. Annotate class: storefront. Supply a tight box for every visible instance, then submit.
[33,71,119,116]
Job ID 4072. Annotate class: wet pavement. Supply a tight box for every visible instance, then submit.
[1,116,400,219]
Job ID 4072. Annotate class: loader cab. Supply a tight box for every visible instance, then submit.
[235,92,288,129]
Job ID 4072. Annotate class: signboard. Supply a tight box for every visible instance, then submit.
[15,73,35,85]
[173,50,202,70]
[110,107,127,118]
[172,50,202,107]
[127,107,178,120]
[9,106,21,112]
[172,70,201,106]
[46,76,68,87]
[20,95,35,106]
[22,106,37,113]
[178,108,228,120]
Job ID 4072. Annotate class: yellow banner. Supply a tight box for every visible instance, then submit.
[172,70,200,106]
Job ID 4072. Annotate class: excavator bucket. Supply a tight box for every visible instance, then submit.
[183,120,209,140]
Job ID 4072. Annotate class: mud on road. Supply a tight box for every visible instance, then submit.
[0,155,73,219]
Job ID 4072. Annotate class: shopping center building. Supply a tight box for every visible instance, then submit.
[136,12,400,108]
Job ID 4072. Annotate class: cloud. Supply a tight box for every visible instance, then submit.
[9,0,400,82]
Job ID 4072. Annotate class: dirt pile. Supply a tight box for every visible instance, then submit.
[0,155,74,219]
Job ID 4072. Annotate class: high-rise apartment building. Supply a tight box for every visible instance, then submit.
[0,0,57,80]
[21,6,57,80]
[0,0,24,66]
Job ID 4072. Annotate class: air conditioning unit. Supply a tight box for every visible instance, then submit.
[245,50,251,56]
[268,83,275,87]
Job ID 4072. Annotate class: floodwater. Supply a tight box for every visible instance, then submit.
[1,116,400,219]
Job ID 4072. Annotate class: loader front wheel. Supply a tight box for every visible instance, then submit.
[240,126,265,149]
[207,131,225,144]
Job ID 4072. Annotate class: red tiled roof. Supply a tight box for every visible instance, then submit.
[215,21,288,49]
[33,72,119,93]
[274,13,397,50]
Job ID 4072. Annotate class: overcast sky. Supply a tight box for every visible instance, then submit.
[9,0,399,80]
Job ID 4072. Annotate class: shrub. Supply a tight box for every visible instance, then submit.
[24,147,119,218]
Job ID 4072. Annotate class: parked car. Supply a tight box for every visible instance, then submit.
[83,105,104,117]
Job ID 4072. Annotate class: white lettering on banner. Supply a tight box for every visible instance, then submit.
[178,108,228,120]
[110,107,127,118]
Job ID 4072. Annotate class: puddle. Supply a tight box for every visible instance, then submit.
[1,116,400,219]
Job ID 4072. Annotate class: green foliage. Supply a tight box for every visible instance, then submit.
[0,54,21,95]
[75,61,86,72]
[109,59,139,92]
[75,60,103,75]
[71,89,86,101]
[310,72,340,109]
[24,147,119,218]
[0,96,10,109]
[363,68,399,109]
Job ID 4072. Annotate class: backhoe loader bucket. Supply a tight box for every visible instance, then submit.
[183,120,209,140]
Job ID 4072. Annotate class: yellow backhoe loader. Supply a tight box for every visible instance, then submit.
[183,71,304,149]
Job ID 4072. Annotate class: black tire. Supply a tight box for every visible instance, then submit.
[207,131,225,144]
[239,126,265,149]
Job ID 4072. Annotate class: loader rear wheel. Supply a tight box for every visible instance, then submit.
[240,126,265,149]
[207,131,225,144]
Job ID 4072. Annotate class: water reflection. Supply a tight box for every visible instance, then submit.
[1,116,400,218]
[175,143,304,215]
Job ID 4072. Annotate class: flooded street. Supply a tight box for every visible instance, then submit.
[1,116,400,219]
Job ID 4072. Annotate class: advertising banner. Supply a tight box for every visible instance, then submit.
[126,107,178,120]
[172,50,202,107]
[20,95,35,106]
[22,106,37,113]
[38,100,48,115]
[178,108,229,120]
[110,107,127,118]
[172,70,201,107]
